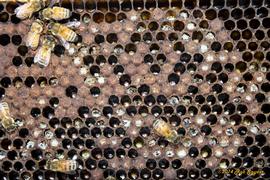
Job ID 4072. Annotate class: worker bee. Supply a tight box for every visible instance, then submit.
[40,6,71,21]
[26,19,43,50]
[153,119,180,144]
[0,102,16,132]
[48,22,78,43]
[45,159,78,173]
[34,36,55,67]
[15,0,42,19]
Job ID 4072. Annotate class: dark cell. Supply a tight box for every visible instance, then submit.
[13,138,23,149]
[173,41,185,52]
[30,107,41,118]
[116,169,127,180]
[140,168,151,179]
[19,128,29,138]
[65,85,78,98]
[9,171,19,180]
[168,73,180,85]
[146,159,157,170]
[261,103,270,113]
[201,168,212,178]
[189,147,199,158]
[98,159,108,169]
[49,97,59,108]
[152,168,164,179]
[201,125,212,135]
[189,169,199,179]
[205,9,217,20]
[85,158,97,170]
[231,8,242,19]
[95,34,105,44]
[211,42,221,52]
[224,20,235,30]
[184,0,196,9]
[104,147,115,159]
[150,64,161,74]
[113,64,124,75]
[31,148,43,160]
[42,106,55,119]
[24,76,35,88]
[238,126,247,136]
[119,74,131,86]
[54,44,65,57]
[105,12,116,23]
[195,159,206,169]
[17,45,28,56]
[11,35,22,46]
[0,12,9,22]
[10,14,20,24]
[174,20,185,31]
[238,146,248,157]
[78,106,89,118]
[7,150,17,160]
[158,158,169,169]
[249,19,260,29]
[177,168,188,179]
[218,9,229,20]
[0,34,10,46]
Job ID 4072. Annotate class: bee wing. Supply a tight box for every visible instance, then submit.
[59,36,70,50]
[15,1,40,19]
[26,31,41,50]
[51,7,71,20]
[34,45,52,67]
[0,102,10,119]
[48,0,60,7]
[16,0,30,3]
[64,20,81,29]
[1,117,16,131]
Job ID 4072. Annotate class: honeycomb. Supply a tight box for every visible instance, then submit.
[0,0,269,179]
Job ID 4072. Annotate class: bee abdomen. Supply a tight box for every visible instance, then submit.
[66,31,78,42]
[52,7,71,20]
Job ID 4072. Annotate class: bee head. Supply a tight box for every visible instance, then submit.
[3,117,17,133]
[44,160,51,170]
[32,20,44,33]
[40,8,52,20]
[43,35,56,48]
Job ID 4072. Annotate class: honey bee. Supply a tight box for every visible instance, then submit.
[34,36,55,67]
[45,159,78,173]
[48,22,78,42]
[15,0,42,19]
[0,102,16,132]
[153,119,180,143]
[40,6,71,20]
[26,19,43,50]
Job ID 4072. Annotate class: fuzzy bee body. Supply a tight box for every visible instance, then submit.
[0,102,16,132]
[15,0,42,19]
[34,36,55,67]
[48,22,78,42]
[26,20,43,50]
[153,119,180,143]
[45,159,78,173]
[41,6,71,20]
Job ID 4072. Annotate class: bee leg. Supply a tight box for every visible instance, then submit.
[48,0,59,7]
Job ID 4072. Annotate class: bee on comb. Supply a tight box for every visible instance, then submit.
[0,102,16,132]
[153,118,180,144]
[34,35,55,67]
[45,159,78,173]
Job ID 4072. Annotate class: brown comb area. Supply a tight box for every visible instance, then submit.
[0,0,270,179]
